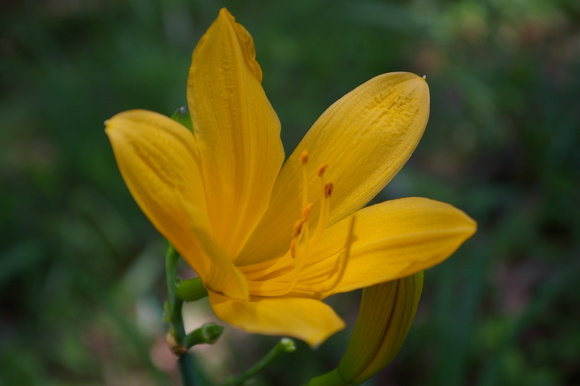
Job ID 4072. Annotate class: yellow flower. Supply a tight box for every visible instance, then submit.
[105,8,476,347]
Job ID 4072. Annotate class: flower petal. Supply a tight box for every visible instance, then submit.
[239,73,429,265]
[107,110,249,300]
[300,197,476,296]
[207,291,345,347]
[179,198,249,301]
[105,110,210,278]
[188,8,284,258]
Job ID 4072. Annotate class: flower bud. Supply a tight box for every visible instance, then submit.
[340,272,423,384]
[183,322,224,348]
[307,272,423,386]
[170,106,194,132]
[176,277,208,302]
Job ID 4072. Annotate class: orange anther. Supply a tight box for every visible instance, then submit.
[302,203,313,221]
[299,150,309,165]
[317,164,328,177]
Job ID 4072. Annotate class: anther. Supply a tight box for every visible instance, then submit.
[324,183,334,198]
[317,164,328,177]
[302,203,313,221]
[293,220,303,238]
[299,150,309,165]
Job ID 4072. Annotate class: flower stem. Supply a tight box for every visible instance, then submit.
[165,244,180,301]
[222,338,296,386]
[165,244,196,386]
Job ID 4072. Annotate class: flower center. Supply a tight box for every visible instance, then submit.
[242,150,355,298]
[279,150,354,297]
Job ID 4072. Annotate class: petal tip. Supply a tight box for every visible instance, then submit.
[103,111,139,138]
[407,72,430,94]
[466,216,478,238]
[216,7,235,24]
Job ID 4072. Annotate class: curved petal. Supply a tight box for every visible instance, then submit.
[239,73,429,265]
[105,110,210,278]
[299,197,476,297]
[106,110,248,300]
[188,8,284,258]
[207,291,345,347]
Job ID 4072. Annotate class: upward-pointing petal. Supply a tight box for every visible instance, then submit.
[239,73,430,265]
[188,8,284,259]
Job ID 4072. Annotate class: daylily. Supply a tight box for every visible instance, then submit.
[105,8,476,346]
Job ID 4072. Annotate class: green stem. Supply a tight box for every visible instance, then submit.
[222,338,296,386]
[165,244,196,386]
[165,244,180,301]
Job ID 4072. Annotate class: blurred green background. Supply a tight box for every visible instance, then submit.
[1,0,579,385]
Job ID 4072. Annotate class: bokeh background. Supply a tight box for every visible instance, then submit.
[1,0,579,385]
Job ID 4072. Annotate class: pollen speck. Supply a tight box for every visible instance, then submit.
[317,164,328,177]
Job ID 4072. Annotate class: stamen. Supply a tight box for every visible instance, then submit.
[300,151,310,209]
[296,215,356,295]
[334,215,356,287]
[310,173,333,246]
[290,239,297,259]
[265,153,335,296]
[286,237,309,287]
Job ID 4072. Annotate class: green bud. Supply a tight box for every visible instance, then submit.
[176,277,208,302]
[200,323,224,344]
[170,106,194,131]
[183,322,224,348]
[278,338,296,353]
